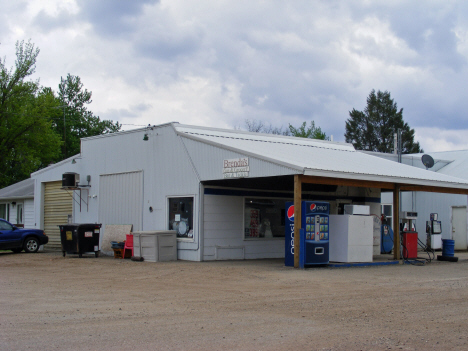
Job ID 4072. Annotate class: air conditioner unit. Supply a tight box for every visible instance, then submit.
[62,172,80,188]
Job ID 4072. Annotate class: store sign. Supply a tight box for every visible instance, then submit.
[223,157,249,178]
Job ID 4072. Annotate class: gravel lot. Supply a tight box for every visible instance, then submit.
[1,250,468,351]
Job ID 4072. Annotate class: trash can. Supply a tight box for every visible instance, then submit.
[59,223,102,258]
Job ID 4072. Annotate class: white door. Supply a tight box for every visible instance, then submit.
[99,171,143,231]
[451,206,467,250]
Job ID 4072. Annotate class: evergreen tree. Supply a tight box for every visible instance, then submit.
[345,90,422,153]
[55,74,121,158]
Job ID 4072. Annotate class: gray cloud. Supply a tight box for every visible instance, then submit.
[77,0,159,37]
[99,103,152,122]
[2,0,468,152]
[0,1,28,37]
[33,10,76,33]
[348,2,467,70]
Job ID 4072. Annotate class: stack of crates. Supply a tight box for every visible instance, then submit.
[111,241,127,258]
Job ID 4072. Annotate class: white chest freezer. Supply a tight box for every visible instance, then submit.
[132,230,177,262]
[329,214,374,263]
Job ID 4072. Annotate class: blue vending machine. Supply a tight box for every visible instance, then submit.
[285,201,330,267]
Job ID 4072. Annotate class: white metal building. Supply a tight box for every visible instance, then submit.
[376,151,468,250]
[29,123,468,261]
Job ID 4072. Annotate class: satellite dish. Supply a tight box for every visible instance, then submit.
[421,154,434,169]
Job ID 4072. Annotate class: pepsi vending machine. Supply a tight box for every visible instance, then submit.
[285,201,330,267]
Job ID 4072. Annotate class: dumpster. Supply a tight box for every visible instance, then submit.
[59,224,102,258]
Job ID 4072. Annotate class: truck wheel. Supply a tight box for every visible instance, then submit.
[24,237,40,253]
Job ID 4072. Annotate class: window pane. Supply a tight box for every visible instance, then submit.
[244,198,287,239]
[383,205,392,216]
[168,197,194,238]
[0,220,13,230]
[0,204,6,220]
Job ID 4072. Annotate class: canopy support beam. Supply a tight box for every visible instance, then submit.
[393,184,401,260]
[293,175,302,268]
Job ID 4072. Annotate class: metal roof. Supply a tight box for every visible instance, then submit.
[418,150,468,180]
[175,124,468,190]
[0,178,34,200]
[365,150,468,180]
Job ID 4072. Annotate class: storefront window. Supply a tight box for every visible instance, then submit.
[168,197,194,238]
[244,198,286,239]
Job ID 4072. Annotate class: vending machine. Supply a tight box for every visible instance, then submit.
[285,201,330,267]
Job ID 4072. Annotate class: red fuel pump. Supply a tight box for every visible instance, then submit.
[401,211,418,259]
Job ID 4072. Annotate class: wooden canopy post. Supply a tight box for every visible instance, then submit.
[393,184,401,260]
[294,175,302,268]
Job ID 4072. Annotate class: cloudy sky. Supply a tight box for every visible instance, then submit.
[1,0,468,152]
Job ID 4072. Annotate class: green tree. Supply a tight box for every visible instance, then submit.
[54,74,121,158]
[242,119,327,140]
[288,121,327,140]
[345,90,423,153]
[0,40,61,187]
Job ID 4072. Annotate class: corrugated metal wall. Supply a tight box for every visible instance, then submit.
[99,170,143,232]
[44,181,73,249]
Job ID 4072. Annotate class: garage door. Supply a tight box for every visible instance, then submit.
[99,171,143,231]
[44,181,73,249]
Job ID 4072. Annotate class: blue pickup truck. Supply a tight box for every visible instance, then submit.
[0,218,49,253]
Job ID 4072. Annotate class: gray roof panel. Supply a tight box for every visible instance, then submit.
[175,124,468,190]
[0,178,34,199]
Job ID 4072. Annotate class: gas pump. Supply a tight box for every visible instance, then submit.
[400,211,418,259]
[426,213,442,250]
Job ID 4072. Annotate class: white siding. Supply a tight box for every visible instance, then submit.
[203,195,285,260]
[180,137,299,181]
[24,199,35,228]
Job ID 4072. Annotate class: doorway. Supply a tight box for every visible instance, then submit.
[451,206,467,250]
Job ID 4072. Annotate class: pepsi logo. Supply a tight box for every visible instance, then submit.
[310,203,328,212]
[287,205,295,221]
